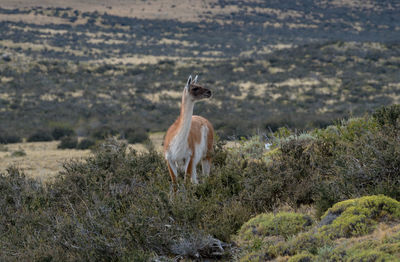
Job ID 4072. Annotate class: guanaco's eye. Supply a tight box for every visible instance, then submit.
[192,87,199,91]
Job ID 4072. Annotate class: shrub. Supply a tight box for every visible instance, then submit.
[27,130,53,142]
[314,113,400,216]
[234,212,313,260]
[318,195,400,239]
[57,136,78,149]
[236,212,313,245]
[90,126,118,139]
[234,196,400,261]
[238,251,267,262]
[1,138,238,260]
[77,138,96,149]
[346,250,396,262]
[287,252,315,262]
[229,135,269,163]
[373,104,400,129]
[124,128,149,144]
[238,134,323,212]
[284,231,330,257]
[0,133,22,144]
[52,126,75,140]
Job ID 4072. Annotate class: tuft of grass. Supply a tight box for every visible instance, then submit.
[11,148,26,157]
[0,144,8,152]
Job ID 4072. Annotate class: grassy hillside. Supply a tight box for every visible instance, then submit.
[1,105,400,261]
[1,41,399,140]
[0,1,400,139]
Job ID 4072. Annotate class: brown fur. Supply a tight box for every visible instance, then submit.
[163,76,214,187]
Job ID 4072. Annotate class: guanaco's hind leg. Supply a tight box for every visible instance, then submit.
[185,157,198,184]
[201,157,211,176]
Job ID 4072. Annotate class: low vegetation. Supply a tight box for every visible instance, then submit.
[1,105,400,261]
[235,195,400,261]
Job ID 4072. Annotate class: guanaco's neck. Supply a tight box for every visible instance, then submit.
[174,91,194,145]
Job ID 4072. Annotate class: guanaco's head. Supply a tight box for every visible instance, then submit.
[184,75,212,101]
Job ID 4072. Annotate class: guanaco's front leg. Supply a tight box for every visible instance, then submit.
[167,161,178,191]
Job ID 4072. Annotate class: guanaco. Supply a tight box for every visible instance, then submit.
[163,75,214,188]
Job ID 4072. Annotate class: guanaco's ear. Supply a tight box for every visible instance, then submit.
[185,75,192,89]
[193,75,198,84]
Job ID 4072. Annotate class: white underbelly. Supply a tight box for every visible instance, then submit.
[165,125,209,171]
[193,125,208,164]
[166,142,191,170]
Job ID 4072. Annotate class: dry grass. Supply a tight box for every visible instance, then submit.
[0,141,90,180]
[333,223,400,249]
[0,40,85,56]
[143,89,182,102]
[0,0,243,23]
[0,133,166,181]
[0,13,71,25]
[0,132,241,181]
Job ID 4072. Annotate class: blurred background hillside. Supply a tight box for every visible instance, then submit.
[0,0,399,140]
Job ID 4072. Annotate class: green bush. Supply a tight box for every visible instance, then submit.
[318,195,400,239]
[236,212,313,244]
[237,134,322,212]
[234,196,400,261]
[57,136,78,149]
[234,212,313,260]
[373,104,400,129]
[287,252,315,262]
[313,112,400,216]
[27,130,53,142]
